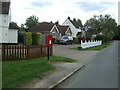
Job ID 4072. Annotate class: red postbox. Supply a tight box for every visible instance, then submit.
[45,34,52,47]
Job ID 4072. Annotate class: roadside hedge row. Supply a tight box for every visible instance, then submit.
[32,33,41,45]
[73,34,111,44]
[23,32,41,46]
[95,34,111,44]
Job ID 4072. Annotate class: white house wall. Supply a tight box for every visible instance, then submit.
[0,14,10,43]
[0,14,10,27]
[8,29,18,43]
[1,27,9,43]
[62,19,76,37]
[62,19,81,37]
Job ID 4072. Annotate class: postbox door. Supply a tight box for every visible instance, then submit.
[45,35,52,46]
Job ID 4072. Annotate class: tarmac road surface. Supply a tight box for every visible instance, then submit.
[55,41,119,88]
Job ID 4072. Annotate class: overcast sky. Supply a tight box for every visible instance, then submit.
[10,0,119,26]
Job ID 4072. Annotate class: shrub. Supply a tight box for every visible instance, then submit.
[37,33,41,45]
[96,35,110,44]
[23,32,32,46]
[52,38,58,44]
[73,37,79,44]
[90,37,95,41]
[32,33,41,45]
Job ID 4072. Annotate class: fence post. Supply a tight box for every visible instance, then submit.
[2,45,5,61]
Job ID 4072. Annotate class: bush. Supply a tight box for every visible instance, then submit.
[52,38,58,44]
[96,34,109,44]
[23,32,32,46]
[32,33,41,45]
[73,37,79,44]
[90,37,95,41]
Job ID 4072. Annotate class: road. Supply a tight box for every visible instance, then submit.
[55,41,119,88]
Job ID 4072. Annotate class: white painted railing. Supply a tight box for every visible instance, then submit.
[81,40,102,49]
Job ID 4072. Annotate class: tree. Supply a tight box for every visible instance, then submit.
[84,14,117,39]
[117,25,120,40]
[76,19,83,27]
[114,25,120,40]
[84,18,100,32]
[19,24,26,33]
[25,15,39,29]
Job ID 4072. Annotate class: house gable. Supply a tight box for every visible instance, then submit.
[65,27,72,36]
[62,18,81,37]
[50,25,59,33]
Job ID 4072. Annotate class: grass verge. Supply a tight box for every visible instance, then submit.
[2,56,76,88]
[42,56,77,62]
[69,41,112,51]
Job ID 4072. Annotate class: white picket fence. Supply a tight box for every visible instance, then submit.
[81,40,102,49]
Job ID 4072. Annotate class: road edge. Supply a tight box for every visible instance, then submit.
[49,64,85,89]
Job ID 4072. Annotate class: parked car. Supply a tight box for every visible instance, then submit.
[58,36,73,45]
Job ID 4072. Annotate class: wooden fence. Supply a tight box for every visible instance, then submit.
[2,45,52,61]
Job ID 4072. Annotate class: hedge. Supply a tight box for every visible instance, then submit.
[73,37,79,44]
[23,32,32,46]
[32,33,41,45]
[96,34,111,44]
[52,38,58,44]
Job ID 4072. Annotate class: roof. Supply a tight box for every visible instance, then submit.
[70,20,80,28]
[57,25,69,36]
[29,23,55,33]
[0,0,10,14]
[9,23,19,29]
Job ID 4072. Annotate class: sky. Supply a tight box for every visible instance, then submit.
[10,0,119,26]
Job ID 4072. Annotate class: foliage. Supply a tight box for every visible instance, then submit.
[73,37,79,44]
[52,38,58,44]
[43,56,77,62]
[2,58,55,88]
[84,18,100,32]
[84,14,117,39]
[32,33,41,45]
[19,24,26,33]
[25,15,39,29]
[23,32,32,46]
[2,56,76,88]
[96,34,110,44]
[76,19,83,27]
[90,37,95,41]
[113,25,120,40]
[86,37,90,41]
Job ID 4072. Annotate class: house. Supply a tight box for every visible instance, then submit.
[0,0,19,44]
[29,22,60,38]
[62,17,82,37]
[56,25,72,37]
[29,22,72,38]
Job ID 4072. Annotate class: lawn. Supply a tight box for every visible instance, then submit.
[69,41,112,51]
[2,56,76,88]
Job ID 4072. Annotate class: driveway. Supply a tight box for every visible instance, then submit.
[53,44,99,64]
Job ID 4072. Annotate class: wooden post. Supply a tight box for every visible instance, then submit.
[47,46,49,61]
